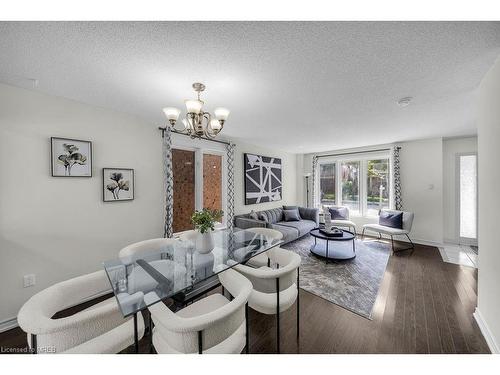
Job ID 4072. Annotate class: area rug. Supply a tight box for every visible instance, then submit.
[281,234,391,319]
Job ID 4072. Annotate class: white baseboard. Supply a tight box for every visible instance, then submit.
[0,316,18,333]
[412,238,444,248]
[474,308,500,354]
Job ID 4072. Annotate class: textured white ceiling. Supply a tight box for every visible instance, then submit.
[1,21,499,153]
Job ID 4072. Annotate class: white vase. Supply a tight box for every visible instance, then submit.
[196,230,215,254]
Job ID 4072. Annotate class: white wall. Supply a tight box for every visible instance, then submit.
[476,56,500,353]
[301,138,444,245]
[233,140,297,215]
[398,138,443,244]
[0,83,165,324]
[0,83,298,325]
[442,136,478,243]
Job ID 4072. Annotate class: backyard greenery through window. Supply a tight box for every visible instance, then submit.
[341,161,360,213]
[320,163,336,204]
[318,155,391,217]
[366,159,389,216]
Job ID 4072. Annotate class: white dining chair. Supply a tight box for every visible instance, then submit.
[144,268,252,354]
[17,270,144,354]
[233,247,301,353]
[178,230,197,243]
[244,227,284,268]
[119,238,179,265]
[119,238,181,294]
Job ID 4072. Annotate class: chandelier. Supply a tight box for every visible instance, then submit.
[163,82,230,139]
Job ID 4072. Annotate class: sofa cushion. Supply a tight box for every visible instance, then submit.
[258,208,284,224]
[329,206,348,220]
[283,209,301,222]
[298,207,320,225]
[269,224,301,243]
[379,211,403,229]
[275,219,316,237]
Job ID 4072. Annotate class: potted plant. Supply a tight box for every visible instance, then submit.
[191,208,224,253]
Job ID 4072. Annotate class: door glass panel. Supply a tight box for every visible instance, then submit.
[341,161,360,213]
[203,153,223,222]
[460,155,477,239]
[367,159,390,216]
[320,163,336,205]
[172,149,195,233]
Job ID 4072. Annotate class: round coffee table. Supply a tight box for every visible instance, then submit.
[309,228,356,261]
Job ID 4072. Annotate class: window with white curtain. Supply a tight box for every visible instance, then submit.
[317,151,393,217]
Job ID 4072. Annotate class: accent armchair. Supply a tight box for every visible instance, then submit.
[322,205,357,234]
[361,209,415,252]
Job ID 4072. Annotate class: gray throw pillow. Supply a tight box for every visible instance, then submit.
[258,213,268,223]
[379,211,403,229]
[329,207,348,220]
[283,209,301,222]
[249,210,259,220]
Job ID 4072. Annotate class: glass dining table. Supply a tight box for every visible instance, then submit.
[102,228,282,353]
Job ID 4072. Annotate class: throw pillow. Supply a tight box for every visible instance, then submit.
[258,213,269,223]
[249,210,259,220]
[379,211,403,229]
[283,209,301,222]
[329,207,348,220]
[283,205,298,210]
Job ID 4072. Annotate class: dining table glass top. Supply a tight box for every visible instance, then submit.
[103,228,282,317]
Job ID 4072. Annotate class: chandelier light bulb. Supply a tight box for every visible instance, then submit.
[163,107,181,122]
[214,107,230,121]
[185,99,203,114]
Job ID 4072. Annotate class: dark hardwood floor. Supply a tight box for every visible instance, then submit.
[0,241,489,354]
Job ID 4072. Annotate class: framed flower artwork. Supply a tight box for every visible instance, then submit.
[103,168,134,202]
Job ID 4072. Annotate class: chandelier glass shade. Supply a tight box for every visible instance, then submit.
[163,82,229,139]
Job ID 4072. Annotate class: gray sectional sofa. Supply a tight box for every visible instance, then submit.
[234,206,320,243]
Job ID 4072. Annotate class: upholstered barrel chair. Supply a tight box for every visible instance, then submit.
[144,268,252,354]
[17,270,144,354]
[233,247,301,353]
[118,238,183,295]
[244,227,284,268]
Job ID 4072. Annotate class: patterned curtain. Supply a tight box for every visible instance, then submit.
[393,146,402,210]
[162,127,174,238]
[225,143,235,229]
[311,156,319,208]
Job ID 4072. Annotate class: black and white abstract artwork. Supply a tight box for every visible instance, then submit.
[51,137,92,177]
[244,153,282,205]
[103,168,134,202]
